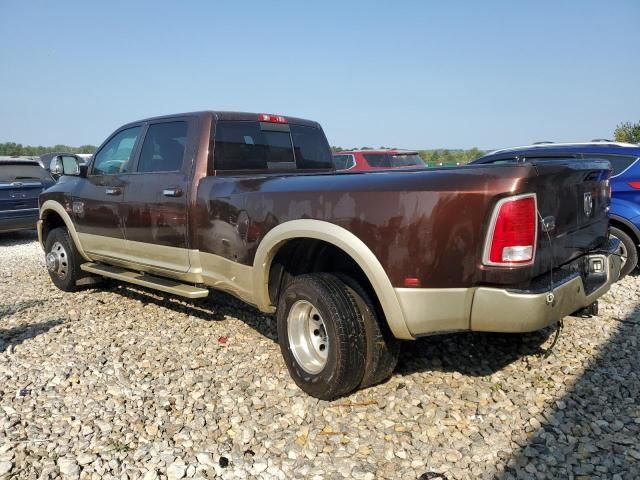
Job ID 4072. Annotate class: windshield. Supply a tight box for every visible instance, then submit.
[363,153,425,168]
[0,163,52,182]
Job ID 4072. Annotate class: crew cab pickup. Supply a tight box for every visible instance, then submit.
[38,111,621,399]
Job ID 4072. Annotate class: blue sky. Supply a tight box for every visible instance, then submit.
[1,0,639,149]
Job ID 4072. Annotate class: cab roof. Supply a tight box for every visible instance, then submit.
[122,111,321,129]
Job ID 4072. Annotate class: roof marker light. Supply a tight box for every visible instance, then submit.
[259,113,288,124]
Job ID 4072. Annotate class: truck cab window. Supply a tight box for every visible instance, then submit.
[214,121,295,171]
[291,125,333,170]
[93,126,141,175]
[138,121,188,173]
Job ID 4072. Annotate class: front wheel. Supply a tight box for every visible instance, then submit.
[277,273,366,400]
[44,227,84,291]
[610,226,637,279]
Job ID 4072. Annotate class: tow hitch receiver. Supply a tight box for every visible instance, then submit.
[572,301,599,318]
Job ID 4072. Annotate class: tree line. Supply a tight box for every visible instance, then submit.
[0,143,97,156]
[614,121,640,144]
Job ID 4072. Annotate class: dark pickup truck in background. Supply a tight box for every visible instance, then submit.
[38,111,621,399]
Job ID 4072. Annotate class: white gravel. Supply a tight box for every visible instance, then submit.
[0,231,638,479]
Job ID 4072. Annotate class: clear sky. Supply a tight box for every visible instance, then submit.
[1,0,639,149]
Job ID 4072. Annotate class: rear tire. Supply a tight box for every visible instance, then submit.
[610,226,637,279]
[44,227,84,292]
[277,273,366,400]
[337,274,400,388]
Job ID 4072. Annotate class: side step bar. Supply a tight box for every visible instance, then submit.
[80,262,209,299]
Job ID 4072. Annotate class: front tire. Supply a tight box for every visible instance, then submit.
[610,226,637,279]
[277,273,366,400]
[44,227,84,291]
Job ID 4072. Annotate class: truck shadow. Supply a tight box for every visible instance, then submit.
[106,283,555,373]
[0,230,38,247]
[0,299,46,320]
[108,284,279,341]
[398,328,555,377]
[106,283,555,375]
[0,318,65,353]
[496,312,640,478]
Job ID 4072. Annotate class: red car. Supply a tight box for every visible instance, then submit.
[333,149,426,171]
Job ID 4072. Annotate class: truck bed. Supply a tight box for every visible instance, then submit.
[195,160,611,290]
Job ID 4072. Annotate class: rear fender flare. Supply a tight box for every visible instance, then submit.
[252,219,413,340]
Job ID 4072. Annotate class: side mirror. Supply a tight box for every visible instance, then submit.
[50,155,83,179]
[50,157,64,178]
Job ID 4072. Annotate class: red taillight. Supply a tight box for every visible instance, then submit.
[485,195,537,265]
[628,181,640,189]
[258,113,287,124]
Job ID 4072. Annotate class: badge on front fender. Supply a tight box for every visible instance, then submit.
[72,201,84,217]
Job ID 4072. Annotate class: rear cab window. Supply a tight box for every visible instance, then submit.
[290,125,333,169]
[213,120,332,173]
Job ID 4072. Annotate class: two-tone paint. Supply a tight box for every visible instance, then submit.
[39,112,621,340]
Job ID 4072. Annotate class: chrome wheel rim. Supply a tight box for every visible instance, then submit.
[287,300,328,374]
[46,241,69,278]
[612,234,627,269]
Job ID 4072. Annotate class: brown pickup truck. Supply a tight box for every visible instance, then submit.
[38,111,621,399]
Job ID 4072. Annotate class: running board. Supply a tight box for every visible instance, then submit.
[80,263,209,299]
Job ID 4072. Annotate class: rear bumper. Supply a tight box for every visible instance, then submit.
[470,250,621,332]
[395,246,622,337]
[0,211,39,233]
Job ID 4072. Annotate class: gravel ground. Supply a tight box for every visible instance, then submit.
[0,231,638,480]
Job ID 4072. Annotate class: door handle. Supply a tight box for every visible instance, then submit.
[105,187,122,196]
[163,188,183,197]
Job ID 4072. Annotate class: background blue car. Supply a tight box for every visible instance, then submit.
[472,141,640,277]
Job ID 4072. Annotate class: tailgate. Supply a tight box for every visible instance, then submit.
[0,162,52,216]
[529,159,611,276]
[0,181,42,214]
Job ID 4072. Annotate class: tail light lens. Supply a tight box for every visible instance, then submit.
[628,181,640,189]
[484,194,537,266]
